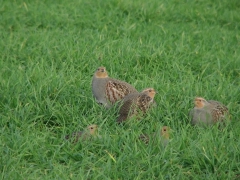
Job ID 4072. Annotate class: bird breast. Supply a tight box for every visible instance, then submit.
[92,77,108,101]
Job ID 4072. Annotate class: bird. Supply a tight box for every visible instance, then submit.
[65,124,98,143]
[189,97,229,126]
[139,126,171,146]
[116,88,156,123]
[92,66,138,108]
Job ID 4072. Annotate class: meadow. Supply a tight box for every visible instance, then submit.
[1,0,240,179]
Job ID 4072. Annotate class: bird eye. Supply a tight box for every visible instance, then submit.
[149,90,152,92]
[90,127,94,129]
[164,129,166,131]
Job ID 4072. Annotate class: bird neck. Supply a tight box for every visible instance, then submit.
[148,93,155,99]
[161,133,169,139]
[194,104,209,110]
[95,72,108,78]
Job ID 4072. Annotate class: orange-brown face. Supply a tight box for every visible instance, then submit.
[142,88,156,99]
[95,67,108,78]
[194,97,206,108]
[87,124,98,135]
[160,126,170,139]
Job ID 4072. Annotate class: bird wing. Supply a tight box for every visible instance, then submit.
[207,100,228,122]
[139,134,150,144]
[106,81,133,104]
[211,105,228,122]
[117,93,153,123]
[117,98,137,123]
[65,131,84,143]
[136,94,153,113]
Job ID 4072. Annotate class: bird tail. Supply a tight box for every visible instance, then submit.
[116,115,128,124]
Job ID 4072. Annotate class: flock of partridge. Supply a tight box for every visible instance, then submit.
[65,66,229,144]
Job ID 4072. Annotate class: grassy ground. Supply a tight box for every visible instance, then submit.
[1,0,240,179]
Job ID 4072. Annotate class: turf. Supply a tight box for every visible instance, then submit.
[1,0,240,179]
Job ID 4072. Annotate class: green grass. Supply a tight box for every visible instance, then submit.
[1,0,240,179]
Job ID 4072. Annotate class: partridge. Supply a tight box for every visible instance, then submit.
[116,88,156,123]
[92,66,138,108]
[189,97,229,126]
[139,126,171,146]
[65,124,98,143]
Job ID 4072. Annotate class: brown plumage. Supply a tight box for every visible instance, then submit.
[139,126,171,146]
[92,67,138,108]
[189,97,229,126]
[117,88,156,123]
[65,124,98,143]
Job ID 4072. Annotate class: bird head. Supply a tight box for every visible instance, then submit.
[95,67,108,78]
[87,124,98,135]
[142,88,156,99]
[160,126,170,139]
[194,97,208,108]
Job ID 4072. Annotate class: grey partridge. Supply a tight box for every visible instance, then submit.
[92,67,138,108]
[65,124,98,143]
[139,126,171,146]
[189,97,229,126]
[116,88,156,123]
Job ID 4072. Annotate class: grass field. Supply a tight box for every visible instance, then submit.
[1,0,240,179]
